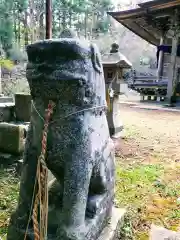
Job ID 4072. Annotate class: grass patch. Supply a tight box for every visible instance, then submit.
[116,162,180,239]
[0,169,19,235]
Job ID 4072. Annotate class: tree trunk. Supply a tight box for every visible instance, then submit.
[84,12,87,39]
[29,0,35,43]
[58,14,61,32]
[62,9,66,29]
[24,11,29,47]
[14,18,18,42]
[18,13,21,46]
[69,10,72,28]
[39,12,44,40]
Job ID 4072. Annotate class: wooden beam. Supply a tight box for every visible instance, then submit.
[108,0,180,20]
[114,18,159,45]
[107,8,146,20]
[139,0,180,10]
[108,0,180,46]
[150,1,180,11]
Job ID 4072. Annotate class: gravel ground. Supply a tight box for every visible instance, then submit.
[116,104,180,164]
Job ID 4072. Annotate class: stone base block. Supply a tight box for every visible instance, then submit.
[97,207,126,240]
[150,224,180,240]
[15,93,31,122]
[0,102,15,122]
[109,126,124,138]
[0,152,23,171]
[0,96,14,103]
[0,153,15,166]
[112,129,125,139]
[0,123,25,154]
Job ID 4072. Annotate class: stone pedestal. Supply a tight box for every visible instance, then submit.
[97,207,126,240]
[15,93,31,122]
[107,95,123,138]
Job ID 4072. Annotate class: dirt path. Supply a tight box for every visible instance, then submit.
[116,104,180,164]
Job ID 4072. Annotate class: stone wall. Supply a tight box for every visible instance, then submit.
[0,93,31,155]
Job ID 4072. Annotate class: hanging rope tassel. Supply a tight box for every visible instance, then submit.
[31,100,55,240]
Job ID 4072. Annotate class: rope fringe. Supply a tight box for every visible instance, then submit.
[24,100,55,240]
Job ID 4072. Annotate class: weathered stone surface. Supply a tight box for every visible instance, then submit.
[15,159,24,175]
[97,207,126,240]
[150,225,180,240]
[0,102,15,122]
[0,123,25,154]
[0,153,23,173]
[15,93,31,122]
[0,96,14,103]
[10,122,30,137]
[7,38,115,240]
[0,153,14,165]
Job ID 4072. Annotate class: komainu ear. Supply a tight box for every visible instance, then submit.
[90,43,103,74]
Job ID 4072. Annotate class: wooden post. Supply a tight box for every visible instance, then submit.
[167,10,179,102]
[46,0,52,39]
[157,36,165,81]
[167,36,178,100]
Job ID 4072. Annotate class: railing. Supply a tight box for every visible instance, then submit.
[128,76,168,88]
[132,76,168,83]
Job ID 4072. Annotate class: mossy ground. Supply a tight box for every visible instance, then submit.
[0,169,19,238]
[116,160,180,239]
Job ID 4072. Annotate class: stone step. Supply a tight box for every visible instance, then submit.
[97,207,126,240]
[150,224,180,240]
[0,152,22,165]
[0,96,14,103]
[0,102,15,122]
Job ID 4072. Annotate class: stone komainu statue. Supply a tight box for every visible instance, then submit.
[7,37,115,240]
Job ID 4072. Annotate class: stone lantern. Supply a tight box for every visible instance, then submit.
[102,43,132,137]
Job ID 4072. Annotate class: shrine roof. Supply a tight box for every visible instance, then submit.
[107,0,180,46]
[102,52,132,68]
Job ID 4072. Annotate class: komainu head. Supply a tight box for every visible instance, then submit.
[26,39,105,106]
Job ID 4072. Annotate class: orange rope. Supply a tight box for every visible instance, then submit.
[106,88,112,112]
[24,100,55,240]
